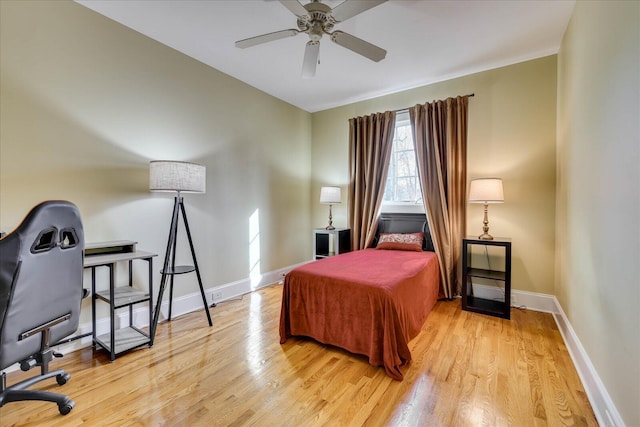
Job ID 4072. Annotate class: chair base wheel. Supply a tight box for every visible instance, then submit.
[58,400,75,415]
[56,373,71,386]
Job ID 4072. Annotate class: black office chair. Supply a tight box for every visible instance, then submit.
[0,200,84,415]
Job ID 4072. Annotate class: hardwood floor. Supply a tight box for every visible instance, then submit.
[0,284,597,426]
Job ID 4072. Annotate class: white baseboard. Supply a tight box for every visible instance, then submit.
[468,284,623,426]
[6,268,624,427]
[469,282,557,312]
[551,297,625,427]
[90,260,309,332]
[3,261,308,374]
[148,260,308,323]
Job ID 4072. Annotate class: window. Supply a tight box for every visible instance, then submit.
[382,112,423,212]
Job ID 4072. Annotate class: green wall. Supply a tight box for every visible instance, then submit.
[311,56,558,296]
[556,1,639,425]
[0,0,312,322]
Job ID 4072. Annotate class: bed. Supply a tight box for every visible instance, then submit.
[279,213,440,380]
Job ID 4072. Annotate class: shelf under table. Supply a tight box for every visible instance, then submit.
[95,287,149,308]
[95,326,150,356]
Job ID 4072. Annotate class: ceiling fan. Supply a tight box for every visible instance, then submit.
[235,0,388,78]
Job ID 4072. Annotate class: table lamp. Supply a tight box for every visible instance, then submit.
[319,186,341,230]
[468,178,504,240]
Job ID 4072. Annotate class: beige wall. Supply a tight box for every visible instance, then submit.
[0,1,312,322]
[311,56,558,295]
[556,1,639,425]
[5,1,637,421]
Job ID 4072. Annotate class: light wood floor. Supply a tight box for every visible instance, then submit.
[1,284,596,426]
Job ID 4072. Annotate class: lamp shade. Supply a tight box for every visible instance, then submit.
[468,178,504,203]
[319,186,341,204]
[149,160,206,193]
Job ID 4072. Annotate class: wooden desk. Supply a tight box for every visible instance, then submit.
[84,241,157,361]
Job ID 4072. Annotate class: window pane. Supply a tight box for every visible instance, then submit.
[395,126,413,151]
[395,177,417,202]
[383,118,422,204]
[383,176,395,201]
[387,151,396,177]
[396,150,415,177]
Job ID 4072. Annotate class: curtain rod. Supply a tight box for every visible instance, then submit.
[393,93,475,114]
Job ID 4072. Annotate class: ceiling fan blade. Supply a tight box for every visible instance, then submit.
[330,31,386,62]
[330,0,387,23]
[301,40,320,79]
[235,29,299,49]
[279,0,310,21]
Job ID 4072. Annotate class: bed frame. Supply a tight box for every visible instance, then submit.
[373,212,435,251]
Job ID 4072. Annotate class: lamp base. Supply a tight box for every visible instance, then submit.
[478,203,494,240]
[325,204,335,231]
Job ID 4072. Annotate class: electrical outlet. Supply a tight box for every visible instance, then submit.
[278,272,287,285]
[212,291,222,302]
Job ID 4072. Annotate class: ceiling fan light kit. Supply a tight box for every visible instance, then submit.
[235,0,388,78]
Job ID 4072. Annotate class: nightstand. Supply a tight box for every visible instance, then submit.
[462,237,512,319]
[313,228,351,259]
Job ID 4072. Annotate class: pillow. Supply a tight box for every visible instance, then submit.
[376,232,424,252]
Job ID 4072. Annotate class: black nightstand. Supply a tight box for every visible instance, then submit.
[462,237,512,319]
[313,228,351,259]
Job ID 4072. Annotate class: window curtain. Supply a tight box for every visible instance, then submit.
[410,96,468,298]
[348,111,396,250]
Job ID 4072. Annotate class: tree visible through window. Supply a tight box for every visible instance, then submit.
[383,113,421,204]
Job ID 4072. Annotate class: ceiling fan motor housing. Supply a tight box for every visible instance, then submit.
[297,1,335,38]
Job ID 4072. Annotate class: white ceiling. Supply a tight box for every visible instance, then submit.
[76,0,575,113]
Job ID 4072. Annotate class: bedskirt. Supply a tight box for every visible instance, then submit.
[279,248,440,380]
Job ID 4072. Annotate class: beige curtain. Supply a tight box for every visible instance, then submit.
[348,111,396,250]
[410,96,468,298]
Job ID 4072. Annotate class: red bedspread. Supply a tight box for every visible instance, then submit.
[279,248,440,380]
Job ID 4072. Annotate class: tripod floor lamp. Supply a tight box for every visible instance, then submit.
[149,160,212,343]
